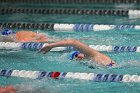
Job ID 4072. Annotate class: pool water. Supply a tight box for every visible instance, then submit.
[0,5,140,93]
[0,29,140,93]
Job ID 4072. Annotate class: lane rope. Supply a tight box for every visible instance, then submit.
[0,42,139,52]
[0,22,140,31]
[0,8,129,16]
[1,8,140,18]
[0,69,139,82]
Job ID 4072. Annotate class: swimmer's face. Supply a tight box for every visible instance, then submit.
[75,53,85,60]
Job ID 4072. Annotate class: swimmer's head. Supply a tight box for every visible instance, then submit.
[1,29,15,35]
[69,51,85,60]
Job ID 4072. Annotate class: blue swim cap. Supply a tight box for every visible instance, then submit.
[1,29,15,35]
[69,51,80,60]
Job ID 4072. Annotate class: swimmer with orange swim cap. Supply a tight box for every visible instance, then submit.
[0,29,56,42]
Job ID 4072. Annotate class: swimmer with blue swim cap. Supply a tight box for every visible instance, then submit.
[69,51,115,67]
[39,39,117,67]
[0,29,56,42]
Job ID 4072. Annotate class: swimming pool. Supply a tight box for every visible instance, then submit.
[0,1,140,93]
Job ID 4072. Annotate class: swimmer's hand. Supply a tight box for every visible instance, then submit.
[39,45,52,54]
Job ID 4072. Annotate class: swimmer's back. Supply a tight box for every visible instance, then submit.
[16,31,37,41]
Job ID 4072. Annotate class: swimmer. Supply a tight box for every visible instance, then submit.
[0,29,58,43]
[0,85,16,93]
[39,39,117,67]
[0,29,90,43]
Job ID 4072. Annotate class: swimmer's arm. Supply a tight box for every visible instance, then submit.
[40,39,98,56]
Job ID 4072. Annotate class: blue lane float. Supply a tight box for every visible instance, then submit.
[0,69,140,82]
[114,25,135,30]
[73,24,94,32]
[94,74,123,82]
[0,42,140,52]
[113,46,137,52]
[0,69,13,77]
[21,42,44,50]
